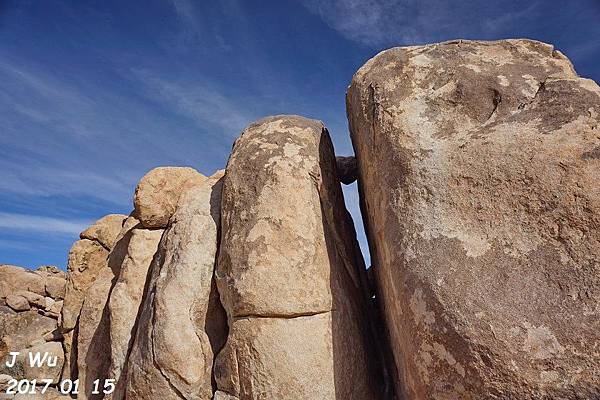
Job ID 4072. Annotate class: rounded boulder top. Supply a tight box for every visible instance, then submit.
[133,166,206,229]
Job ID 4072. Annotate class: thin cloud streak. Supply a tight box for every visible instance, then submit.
[299,0,543,47]
[131,69,255,136]
[0,212,92,236]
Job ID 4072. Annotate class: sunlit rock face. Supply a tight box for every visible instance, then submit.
[214,115,380,400]
[347,39,600,399]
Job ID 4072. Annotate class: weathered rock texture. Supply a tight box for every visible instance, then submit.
[347,39,600,398]
[214,116,380,400]
[60,215,127,383]
[133,166,206,228]
[125,171,227,400]
[105,225,163,398]
[0,265,67,397]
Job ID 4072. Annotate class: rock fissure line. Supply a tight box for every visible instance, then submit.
[232,309,332,321]
[150,290,187,400]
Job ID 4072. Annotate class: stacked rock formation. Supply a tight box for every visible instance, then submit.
[1,39,599,400]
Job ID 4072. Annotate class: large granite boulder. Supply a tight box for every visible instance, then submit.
[214,116,380,400]
[133,166,206,228]
[125,171,227,400]
[347,39,600,398]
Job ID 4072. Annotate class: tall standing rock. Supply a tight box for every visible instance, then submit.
[61,215,127,382]
[125,172,227,400]
[347,39,600,398]
[105,223,163,398]
[214,116,380,400]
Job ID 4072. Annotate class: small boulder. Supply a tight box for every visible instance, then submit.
[80,214,128,251]
[5,294,29,312]
[133,166,206,228]
[335,155,358,184]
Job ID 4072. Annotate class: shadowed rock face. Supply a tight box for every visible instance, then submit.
[347,39,600,399]
[60,215,127,383]
[335,156,358,184]
[214,115,380,400]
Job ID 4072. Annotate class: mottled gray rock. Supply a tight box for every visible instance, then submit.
[347,39,600,399]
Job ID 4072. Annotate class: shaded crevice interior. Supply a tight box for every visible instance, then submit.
[340,175,398,400]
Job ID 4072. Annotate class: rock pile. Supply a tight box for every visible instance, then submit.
[0,265,67,398]
[1,39,599,400]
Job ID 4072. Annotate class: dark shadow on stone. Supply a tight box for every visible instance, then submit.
[318,128,391,400]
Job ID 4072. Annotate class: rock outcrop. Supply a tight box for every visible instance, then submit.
[347,39,600,398]
[214,116,380,400]
[3,38,600,400]
[335,156,358,184]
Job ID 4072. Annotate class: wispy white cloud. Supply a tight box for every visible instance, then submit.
[300,0,542,47]
[131,68,255,136]
[0,60,103,138]
[0,212,91,236]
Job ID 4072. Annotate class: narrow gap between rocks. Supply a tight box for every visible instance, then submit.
[337,157,397,400]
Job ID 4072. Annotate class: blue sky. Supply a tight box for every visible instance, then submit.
[1,0,599,269]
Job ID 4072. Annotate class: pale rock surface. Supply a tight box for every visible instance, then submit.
[12,388,71,399]
[347,39,600,398]
[105,225,163,397]
[61,240,109,332]
[0,265,46,296]
[215,116,379,400]
[213,391,237,400]
[13,341,64,384]
[60,214,124,383]
[76,266,118,400]
[5,295,29,312]
[80,214,128,251]
[133,166,206,228]
[125,171,227,400]
[0,311,57,354]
